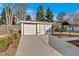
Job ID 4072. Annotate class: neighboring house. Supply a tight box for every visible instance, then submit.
[54,17,79,32]
[18,21,53,36]
[68,17,79,32]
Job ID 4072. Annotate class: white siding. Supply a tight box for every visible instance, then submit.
[39,24,45,34]
[37,24,52,35]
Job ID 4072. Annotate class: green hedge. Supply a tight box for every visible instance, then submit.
[13,32,20,39]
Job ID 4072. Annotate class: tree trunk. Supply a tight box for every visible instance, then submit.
[4,7,13,34]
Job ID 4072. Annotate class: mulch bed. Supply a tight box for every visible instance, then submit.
[67,40,79,47]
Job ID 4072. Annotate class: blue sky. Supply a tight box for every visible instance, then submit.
[0,3,79,20]
[26,3,79,20]
[26,3,79,15]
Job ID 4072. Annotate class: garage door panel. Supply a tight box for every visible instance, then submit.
[24,24,36,35]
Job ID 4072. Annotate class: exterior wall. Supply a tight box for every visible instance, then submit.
[38,24,45,35]
[64,25,79,32]
[36,23,52,35]
[21,22,53,35]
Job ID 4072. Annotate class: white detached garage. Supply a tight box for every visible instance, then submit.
[19,21,53,36]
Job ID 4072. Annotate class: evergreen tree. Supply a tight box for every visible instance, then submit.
[36,5,45,21]
[45,7,54,22]
[25,15,31,21]
[0,8,6,24]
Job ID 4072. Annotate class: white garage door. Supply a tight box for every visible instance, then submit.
[24,24,36,35]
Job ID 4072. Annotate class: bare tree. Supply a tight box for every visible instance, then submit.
[68,10,79,24]
[13,3,26,22]
[57,12,65,23]
[3,4,13,25]
[3,4,14,34]
[56,12,66,34]
[69,10,77,19]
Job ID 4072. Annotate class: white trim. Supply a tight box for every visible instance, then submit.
[17,20,53,24]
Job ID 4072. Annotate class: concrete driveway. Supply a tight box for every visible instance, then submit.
[16,35,61,56]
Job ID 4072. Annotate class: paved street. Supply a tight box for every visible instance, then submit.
[16,35,61,56]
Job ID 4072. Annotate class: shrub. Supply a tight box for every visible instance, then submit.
[0,42,6,51]
[0,39,8,51]
[13,32,20,39]
[0,36,13,52]
[0,31,20,52]
[6,36,13,44]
